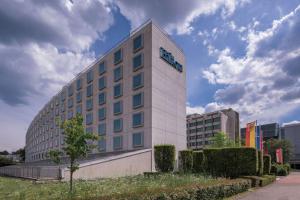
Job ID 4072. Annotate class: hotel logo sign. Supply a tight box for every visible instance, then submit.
[160,47,183,72]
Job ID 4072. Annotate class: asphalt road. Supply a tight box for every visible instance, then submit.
[236,172,300,200]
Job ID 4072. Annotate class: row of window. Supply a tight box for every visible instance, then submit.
[187,133,215,140]
[187,124,221,133]
[98,132,143,151]
[187,117,221,127]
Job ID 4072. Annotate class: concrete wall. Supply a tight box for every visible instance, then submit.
[63,149,152,180]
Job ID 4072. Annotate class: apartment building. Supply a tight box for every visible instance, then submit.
[25,21,186,163]
[282,122,300,168]
[186,108,240,150]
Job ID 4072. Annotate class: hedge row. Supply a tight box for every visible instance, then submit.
[263,155,271,174]
[241,175,276,187]
[178,150,193,172]
[192,151,205,173]
[154,145,175,172]
[257,150,263,176]
[97,179,251,200]
[203,147,258,178]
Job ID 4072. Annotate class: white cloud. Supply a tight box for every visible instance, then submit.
[115,0,250,35]
[202,5,300,125]
[186,105,205,115]
[283,120,300,126]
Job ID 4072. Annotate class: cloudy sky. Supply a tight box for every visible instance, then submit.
[1,0,300,151]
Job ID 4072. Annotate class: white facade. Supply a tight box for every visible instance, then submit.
[25,21,186,163]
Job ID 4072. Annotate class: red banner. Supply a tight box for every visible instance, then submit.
[276,148,283,164]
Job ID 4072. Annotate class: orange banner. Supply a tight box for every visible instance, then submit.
[245,121,256,148]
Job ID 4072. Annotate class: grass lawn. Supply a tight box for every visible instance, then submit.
[0,174,223,200]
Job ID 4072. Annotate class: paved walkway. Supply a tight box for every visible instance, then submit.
[236,172,300,200]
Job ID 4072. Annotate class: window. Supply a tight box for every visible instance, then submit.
[98,76,106,90]
[133,53,143,71]
[113,136,122,150]
[87,70,93,83]
[86,99,93,111]
[132,112,144,127]
[98,107,106,121]
[213,117,221,122]
[60,104,65,112]
[205,119,212,124]
[113,101,123,115]
[114,83,122,98]
[98,123,106,136]
[114,66,123,82]
[132,73,144,90]
[132,93,143,109]
[68,111,73,119]
[132,132,143,147]
[98,61,106,75]
[114,49,122,64]
[76,78,82,90]
[133,34,143,52]
[68,85,73,96]
[86,127,93,134]
[68,98,73,108]
[76,92,82,103]
[98,139,106,152]
[61,91,66,102]
[87,84,93,97]
[76,105,82,114]
[113,118,123,132]
[98,92,106,105]
[86,113,93,125]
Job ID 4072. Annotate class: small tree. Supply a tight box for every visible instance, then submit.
[49,150,63,179]
[50,114,98,193]
[210,132,236,148]
[265,139,293,164]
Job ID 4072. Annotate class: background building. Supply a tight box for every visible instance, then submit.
[25,20,186,166]
[240,123,281,141]
[282,123,300,168]
[186,108,240,150]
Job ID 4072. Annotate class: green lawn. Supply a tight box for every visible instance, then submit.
[0,174,222,200]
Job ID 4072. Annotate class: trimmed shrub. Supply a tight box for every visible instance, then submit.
[203,147,258,178]
[192,151,205,173]
[283,163,291,174]
[263,155,271,174]
[242,175,275,187]
[0,156,15,167]
[154,144,175,172]
[98,179,251,200]
[179,150,193,172]
[257,150,263,176]
[271,164,289,176]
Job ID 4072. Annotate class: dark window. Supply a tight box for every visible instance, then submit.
[98,139,106,151]
[113,101,123,115]
[133,34,143,52]
[86,113,93,125]
[98,76,106,90]
[87,84,93,97]
[133,53,143,71]
[86,99,93,111]
[132,93,143,109]
[113,118,123,132]
[68,85,73,96]
[132,73,144,90]
[114,66,123,82]
[68,98,73,108]
[98,123,106,136]
[132,112,144,127]
[76,92,82,103]
[76,79,82,90]
[133,132,143,147]
[113,136,122,150]
[87,70,93,83]
[98,92,106,105]
[99,61,106,75]
[76,105,82,114]
[114,83,122,98]
[98,107,106,121]
[114,49,122,64]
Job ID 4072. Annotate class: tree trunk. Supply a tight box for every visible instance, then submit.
[70,160,73,193]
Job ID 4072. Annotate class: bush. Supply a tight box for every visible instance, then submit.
[263,155,271,174]
[283,163,291,174]
[271,164,289,176]
[192,151,205,173]
[0,156,15,167]
[179,150,193,172]
[257,150,263,176]
[203,147,258,178]
[241,175,275,187]
[154,145,175,172]
[98,179,251,200]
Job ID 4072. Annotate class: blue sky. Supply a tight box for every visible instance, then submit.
[0,0,300,151]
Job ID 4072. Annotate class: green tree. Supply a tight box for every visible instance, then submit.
[265,139,292,164]
[14,148,25,162]
[49,150,63,180]
[210,132,238,148]
[50,114,98,193]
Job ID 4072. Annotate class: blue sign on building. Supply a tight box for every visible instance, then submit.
[159,47,183,72]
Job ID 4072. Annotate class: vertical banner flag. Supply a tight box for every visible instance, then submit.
[276,148,283,164]
[245,121,256,148]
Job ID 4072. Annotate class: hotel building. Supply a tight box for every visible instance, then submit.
[25,21,186,163]
[186,108,240,149]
